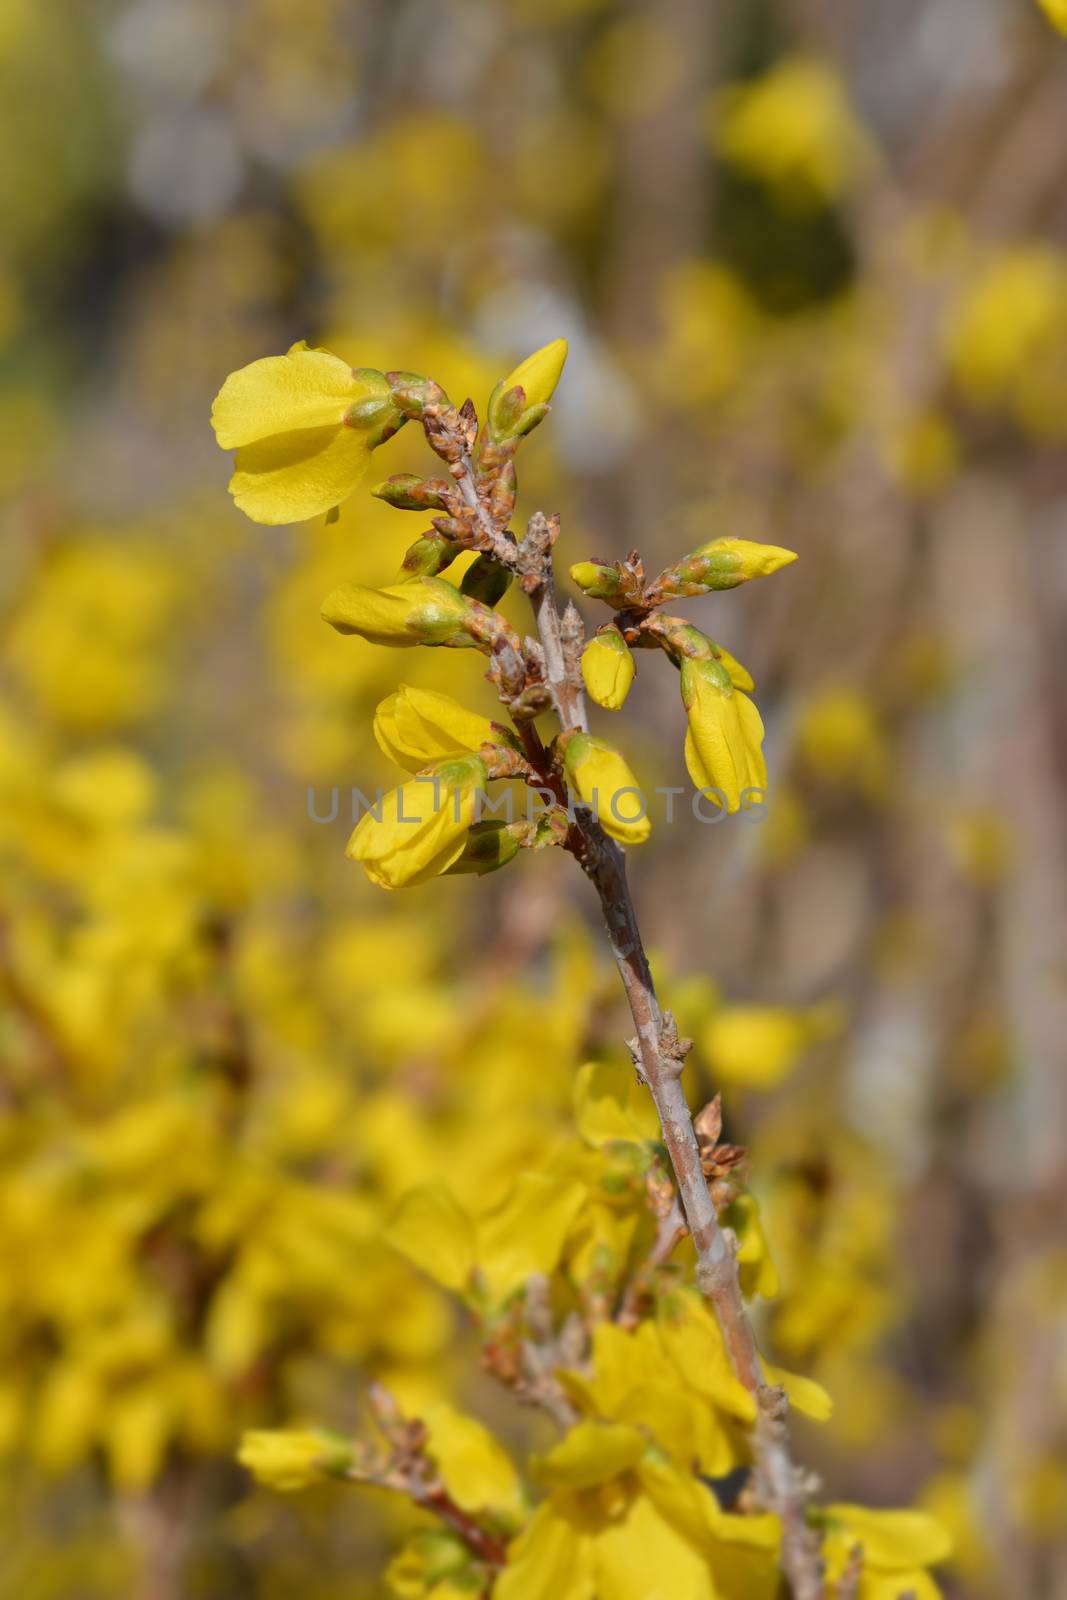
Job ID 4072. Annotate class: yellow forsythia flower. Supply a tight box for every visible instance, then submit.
[680,657,767,814]
[1038,0,1067,33]
[822,1503,952,1598]
[321,576,478,648]
[211,341,399,524]
[581,626,635,711]
[374,684,498,772]
[347,754,487,889]
[562,732,651,845]
[387,1173,586,1306]
[238,1428,350,1491]
[420,1403,526,1522]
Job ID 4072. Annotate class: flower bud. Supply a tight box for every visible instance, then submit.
[396,533,457,579]
[653,537,797,600]
[347,754,488,889]
[580,625,635,711]
[238,1429,353,1491]
[460,553,512,606]
[373,685,498,773]
[561,732,650,846]
[680,656,767,814]
[444,820,522,876]
[569,561,631,606]
[321,576,480,649]
[487,338,568,442]
[372,474,454,512]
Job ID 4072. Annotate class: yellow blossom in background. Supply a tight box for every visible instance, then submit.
[421,1403,527,1524]
[702,1001,843,1090]
[347,753,487,889]
[822,1504,952,1599]
[796,687,888,798]
[710,57,874,207]
[239,1428,350,1491]
[386,1172,587,1306]
[1038,0,1067,33]
[212,341,401,522]
[944,247,1067,407]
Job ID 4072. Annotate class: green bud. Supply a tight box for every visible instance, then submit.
[397,533,457,579]
[460,554,512,606]
[569,560,631,605]
[345,369,406,448]
[445,820,522,876]
[385,371,448,418]
[373,474,454,512]
[652,538,798,601]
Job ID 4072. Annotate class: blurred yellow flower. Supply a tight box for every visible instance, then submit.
[1038,0,1067,33]
[710,57,874,208]
[238,1428,349,1491]
[387,1173,587,1306]
[945,247,1067,406]
[211,341,399,523]
[796,687,888,798]
[823,1503,952,1598]
[421,1402,526,1522]
[703,1001,842,1090]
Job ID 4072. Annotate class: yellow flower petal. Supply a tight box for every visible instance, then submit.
[573,1060,660,1147]
[229,422,370,525]
[826,1505,952,1571]
[385,1181,476,1292]
[532,1421,647,1490]
[475,1173,586,1303]
[496,1499,595,1600]
[422,1403,525,1519]
[211,342,365,449]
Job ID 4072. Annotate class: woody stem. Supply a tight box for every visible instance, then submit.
[526,545,825,1600]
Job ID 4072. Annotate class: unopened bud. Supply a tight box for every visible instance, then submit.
[445,820,522,876]
[321,576,481,649]
[397,534,457,579]
[373,474,455,512]
[581,625,635,711]
[569,560,631,606]
[652,538,797,601]
[460,554,512,606]
[487,338,568,442]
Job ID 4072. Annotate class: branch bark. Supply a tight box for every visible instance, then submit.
[527,549,825,1600]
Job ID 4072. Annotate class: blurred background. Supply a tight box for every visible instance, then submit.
[2,0,1067,1594]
